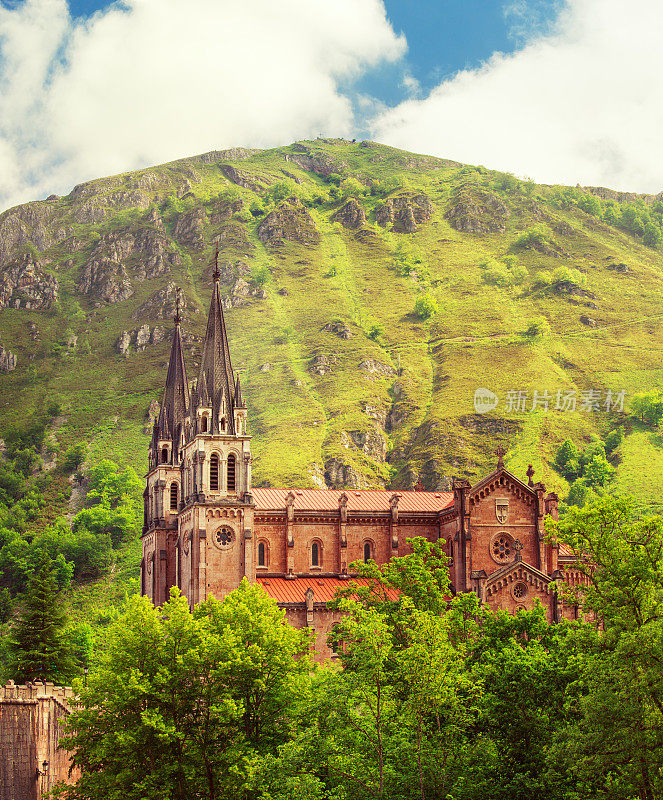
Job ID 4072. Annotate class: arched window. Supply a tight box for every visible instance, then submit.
[210,454,219,491]
[311,540,321,567]
[140,558,145,596]
[363,541,372,563]
[161,447,168,464]
[201,416,208,433]
[220,417,226,432]
[170,482,178,511]
[227,454,236,492]
[258,541,267,568]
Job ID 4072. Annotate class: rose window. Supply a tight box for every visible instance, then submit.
[491,533,514,564]
[215,526,234,547]
[513,582,527,599]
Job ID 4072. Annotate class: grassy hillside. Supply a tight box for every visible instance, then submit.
[0,138,662,621]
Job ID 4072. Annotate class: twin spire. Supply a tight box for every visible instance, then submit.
[155,246,246,449]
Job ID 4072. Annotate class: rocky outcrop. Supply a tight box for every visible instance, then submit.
[131,282,195,321]
[376,193,433,233]
[310,353,335,375]
[445,185,510,234]
[583,185,663,207]
[80,258,133,304]
[214,223,254,252]
[0,202,66,262]
[83,225,180,286]
[322,321,353,339]
[0,253,58,310]
[217,259,251,283]
[209,198,243,225]
[116,325,167,355]
[324,458,366,489]
[257,198,320,246]
[348,428,387,462]
[220,164,266,192]
[331,198,366,229]
[0,346,17,372]
[284,148,345,178]
[580,314,597,327]
[359,359,396,378]
[173,208,207,249]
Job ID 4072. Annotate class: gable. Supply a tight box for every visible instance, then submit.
[469,467,536,507]
[485,560,552,600]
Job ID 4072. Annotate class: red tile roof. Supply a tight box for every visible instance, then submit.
[558,543,575,558]
[257,576,399,604]
[252,488,454,513]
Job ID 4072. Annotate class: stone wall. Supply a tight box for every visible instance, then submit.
[0,682,78,800]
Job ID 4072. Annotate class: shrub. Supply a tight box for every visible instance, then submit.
[512,225,555,251]
[62,443,86,473]
[251,265,270,287]
[524,316,551,339]
[414,294,437,320]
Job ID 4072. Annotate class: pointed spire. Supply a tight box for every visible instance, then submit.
[198,369,210,407]
[235,373,245,408]
[157,304,189,444]
[197,245,236,434]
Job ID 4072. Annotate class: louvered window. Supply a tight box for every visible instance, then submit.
[227,454,236,492]
[210,454,219,491]
[170,483,178,510]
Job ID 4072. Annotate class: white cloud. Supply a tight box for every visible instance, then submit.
[0,0,404,210]
[372,0,663,193]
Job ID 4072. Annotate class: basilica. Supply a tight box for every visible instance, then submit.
[141,268,583,660]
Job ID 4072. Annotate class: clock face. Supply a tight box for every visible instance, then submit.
[215,526,234,548]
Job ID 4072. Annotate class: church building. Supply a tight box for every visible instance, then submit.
[141,270,583,660]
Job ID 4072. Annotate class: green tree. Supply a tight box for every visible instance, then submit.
[548,496,663,800]
[583,454,615,488]
[57,582,312,800]
[7,554,75,683]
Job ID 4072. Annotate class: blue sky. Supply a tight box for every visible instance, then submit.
[1,0,662,209]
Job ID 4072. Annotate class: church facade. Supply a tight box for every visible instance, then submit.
[141,272,583,660]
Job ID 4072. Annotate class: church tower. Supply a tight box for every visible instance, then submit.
[142,256,255,608]
[141,297,189,605]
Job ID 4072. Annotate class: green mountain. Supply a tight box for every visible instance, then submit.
[1,138,662,529]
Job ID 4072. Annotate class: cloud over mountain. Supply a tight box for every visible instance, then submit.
[0,0,404,210]
[373,0,663,193]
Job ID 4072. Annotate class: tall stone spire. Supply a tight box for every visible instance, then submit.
[198,245,236,433]
[156,291,189,447]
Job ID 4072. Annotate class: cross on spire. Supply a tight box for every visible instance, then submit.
[212,242,220,283]
[526,464,535,486]
[495,447,505,468]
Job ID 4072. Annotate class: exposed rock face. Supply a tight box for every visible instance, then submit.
[220,164,266,192]
[215,223,254,252]
[173,208,207,249]
[257,198,320,246]
[331,198,366,229]
[583,185,663,206]
[0,252,58,310]
[310,354,335,375]
[322,321,353,339]
[376,193,433,232]
[284,148,345,178]
[580,314,597,327]
[324,458,365,489]
[445,185,510,234]
[0,202,63,263]
[359,359,396,378]
[83,226,180,287]
[217,259,251,283]
[360,401,388,429]
[281,170,301,185]
[131,282,195,320]
[0,346,17,372]
[209,198,243,225]
[349,428,387,461]
[607,261,632,274]
[80,258,133,304]
[116,324,170,355]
